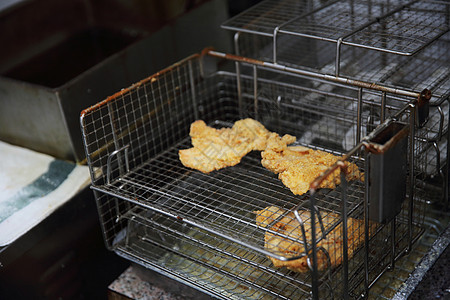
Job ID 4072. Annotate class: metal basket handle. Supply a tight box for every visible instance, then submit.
[106,144,130,184]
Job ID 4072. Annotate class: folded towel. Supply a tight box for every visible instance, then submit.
[0,141,90,246]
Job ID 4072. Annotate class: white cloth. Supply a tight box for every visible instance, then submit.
[0,141,90,247]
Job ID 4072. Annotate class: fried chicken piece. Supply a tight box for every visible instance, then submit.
[232,118,274,151]
[255,206,372,273]
[261,134,363,195]
[179,120,251,173]
[179,119,295,173]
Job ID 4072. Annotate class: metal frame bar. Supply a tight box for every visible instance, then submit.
[207,50,424,99]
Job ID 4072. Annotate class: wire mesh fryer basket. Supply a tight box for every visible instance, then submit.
[80,50,440,299]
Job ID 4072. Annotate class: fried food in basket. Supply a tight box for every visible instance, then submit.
[179,118,295,173]
[255,206,371,273]
[261,134,363,195]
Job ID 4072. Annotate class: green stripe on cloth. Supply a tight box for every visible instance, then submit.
[0,160,75,222]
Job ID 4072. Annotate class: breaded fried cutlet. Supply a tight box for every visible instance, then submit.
[255,206,372,273]
[179,118,295,173]
[261,134,363,195]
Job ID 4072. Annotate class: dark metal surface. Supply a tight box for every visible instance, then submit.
[0,0,231,162]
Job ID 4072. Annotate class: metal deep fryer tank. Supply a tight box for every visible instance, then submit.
[81,0,449,299]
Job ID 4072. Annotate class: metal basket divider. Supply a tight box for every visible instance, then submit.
[309,153,360,299]
[420,93,450,203]
[229,0,338,61]
[229,45,260,120]
[340,169,350,299]
[307,146,373,298]
[107,144,132,224]
[408,101,417,252]
[232,37,244,119]
[400,91,429,252]
[106,144,130,185]
[447,96,450,207]
[375,90,396,274]
[294,195,333,300]
[270,0,338,65]
[108,96,137,226]
[105,97,134,225]
[269,0,420,78]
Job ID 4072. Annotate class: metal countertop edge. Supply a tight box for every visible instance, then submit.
[392,224,450,299]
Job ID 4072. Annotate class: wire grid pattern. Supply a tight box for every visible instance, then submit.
[238,67,413,151]
[242,77,362,145]
[120,204,379,299]
[96,135,366,256]
[236,29,450,102]
[81,55,203,187]
[319,114,428,297]
[280,0,395,40]
[346,189,429,297]
[234,33,337,71]
[414,99,449,179]
[224,0,449,56]
[222,0,335,36]
[345,0,449,55]
[93,191,130,248]
[81,54,440,298]
[123,207,319,300]
[116,198,430,300]
[338,33,450,100]
[80,59,368,245]
[235,32,450,178]
[381,32,450,98]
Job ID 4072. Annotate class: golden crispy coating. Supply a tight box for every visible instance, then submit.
[255,206,372,273]
[232,119,275,151]
[179,119,295,173]
[261,134,363,195]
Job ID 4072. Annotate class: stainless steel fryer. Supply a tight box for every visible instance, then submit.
[80,0,449,299]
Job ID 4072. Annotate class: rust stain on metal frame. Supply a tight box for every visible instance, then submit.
[206,50,427,100]
[79,53,201,165]
[363,125,410,155]
[206,49,265,66]
[80,53,201,117]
